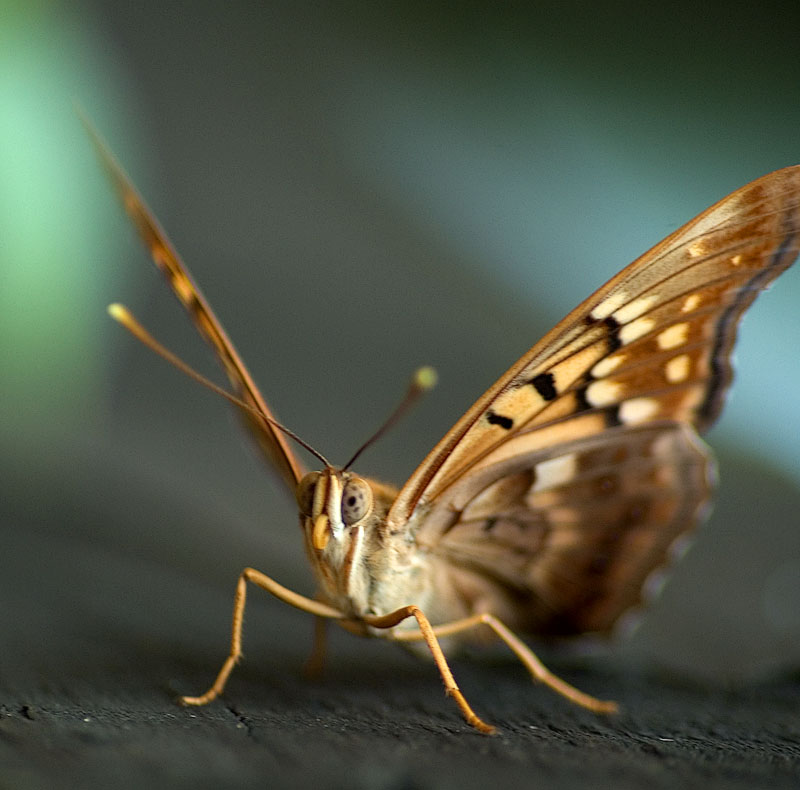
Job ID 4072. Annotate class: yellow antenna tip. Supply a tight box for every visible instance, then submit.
[413,365,438,392]
[107,303,128,321]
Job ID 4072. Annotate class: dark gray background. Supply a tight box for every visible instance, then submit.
[3,2,800,787]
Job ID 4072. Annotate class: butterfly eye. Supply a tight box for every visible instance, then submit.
[341,477,373,525]
[295,472,321,516]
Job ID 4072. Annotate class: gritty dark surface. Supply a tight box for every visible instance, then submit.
[2,653,800,790]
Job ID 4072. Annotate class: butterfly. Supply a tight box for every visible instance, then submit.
[87,119,800,733]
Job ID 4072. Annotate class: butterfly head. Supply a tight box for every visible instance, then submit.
[296,469,373,550]
[295,467,398,614]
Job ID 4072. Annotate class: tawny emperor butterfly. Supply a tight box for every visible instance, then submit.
[88,120,800,733]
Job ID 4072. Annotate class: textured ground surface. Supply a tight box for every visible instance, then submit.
[2,646,800,790]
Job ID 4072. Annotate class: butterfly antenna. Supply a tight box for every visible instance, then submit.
[343,366,437,471]
[108,304,331,468]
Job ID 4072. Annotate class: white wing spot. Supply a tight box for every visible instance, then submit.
[688,240,707,258]
[591,353,626,378]
[619,397,659,424]
[532,453,578,492]
[619,316,656,345]
[590,289,629,321]
[657,322,689,350]
[730,254,742,266]
[681,293,701,313]
[612,294,658,324]
[586,379,623,407]
[665,354,691,383]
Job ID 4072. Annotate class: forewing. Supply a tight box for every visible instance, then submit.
[87,120,304,491]
[386,166,800,635]
[388,166,800,529]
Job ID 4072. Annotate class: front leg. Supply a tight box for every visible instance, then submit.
[363,606,496,734]
[180,567,344,706]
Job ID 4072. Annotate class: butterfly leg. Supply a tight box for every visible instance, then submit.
[363,606,496,734]
[303,614,328,679]
[393,613,617,714]
[180,567,345,706]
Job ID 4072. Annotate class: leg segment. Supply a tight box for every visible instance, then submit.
[303,614,328,679]
[391,612,618,714]
[180,567,344,706]
[364,606,496,734]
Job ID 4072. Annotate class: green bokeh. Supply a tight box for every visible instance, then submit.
[0,1,137,442]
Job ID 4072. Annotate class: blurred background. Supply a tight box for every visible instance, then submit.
[2,0,800,693]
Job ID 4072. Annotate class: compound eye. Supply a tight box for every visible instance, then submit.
[295,472,321,516]
[341,477,373,525]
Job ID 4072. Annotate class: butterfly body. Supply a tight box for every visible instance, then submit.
[87,113,800,731]
[297,469,414,624]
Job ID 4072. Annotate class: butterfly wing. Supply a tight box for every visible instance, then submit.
[388,166,800,633]
[87,121,305,491]
[419,421,713,634]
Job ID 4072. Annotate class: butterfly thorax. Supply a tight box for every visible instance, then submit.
[296,469,435,622]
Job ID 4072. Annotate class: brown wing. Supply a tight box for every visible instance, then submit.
[86,119,304,492]
[418,422,712,634]
[388,166,800,529]
[389,166,800,635]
